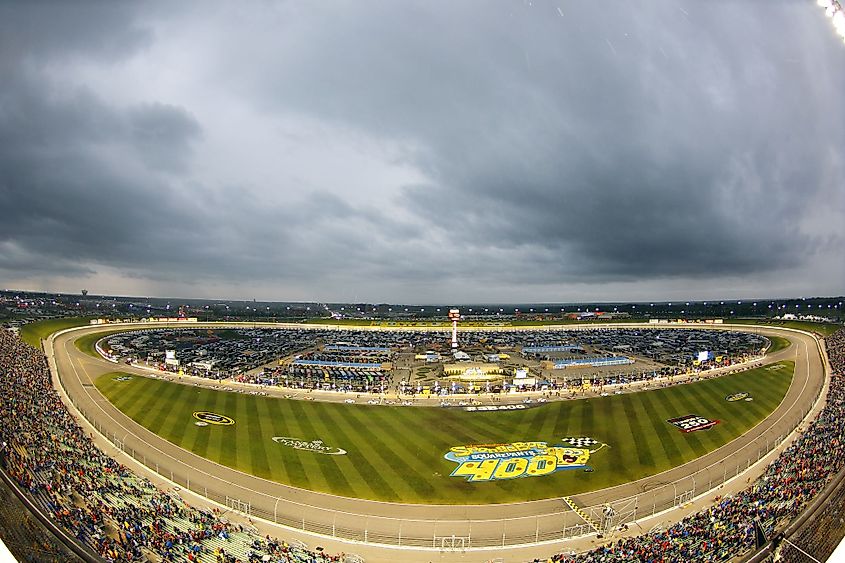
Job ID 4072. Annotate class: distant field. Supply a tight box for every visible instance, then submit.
[731,319,842,337]
[302,317,843,333]
[96,362,793,504]
[303,318,649,328]
[19,317,92,348]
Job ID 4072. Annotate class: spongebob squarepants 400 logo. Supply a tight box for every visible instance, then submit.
[444,438,607,482]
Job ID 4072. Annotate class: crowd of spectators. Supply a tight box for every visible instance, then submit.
[0,475,79,562]
[542,327,845,563]
[0,329,346,563]
[1,322,840,563]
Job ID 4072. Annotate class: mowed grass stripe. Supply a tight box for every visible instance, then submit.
[252,398,283,481]
[163,385,196,446]
[205,390,230,467]
[128,378,174,427]
[363,407,439,497]
[262,400,290,484]
[119,379,159,420]
[566,399,589,436]
[104,380,136,412]
[580,400,595,443]
[329,405,411,501]
[314,404,385,500]
[636,387,685,466]
[287,401,353,496]
[265,400,308,489]
[338,406,429,500]
[212,389,240,468]
[604,396,644,478]
[277,399,313,490]
[284,400,339,493]
[536,404,561,443]
[94,361,794,504]
[147,381,189,435]
[188,388,218,458]
[355,406,444,496]
[428,407,523,442]
[108,378,149,414]
[619,393,655,469]
[242,395,272,479]
[419,410,502,448]
[552,405,573,438]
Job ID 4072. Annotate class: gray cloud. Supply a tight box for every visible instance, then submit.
[0,1,842,302]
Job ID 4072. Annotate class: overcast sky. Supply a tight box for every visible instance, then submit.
[1,1,843,304]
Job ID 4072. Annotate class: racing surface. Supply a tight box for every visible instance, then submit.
[45,322,826,559]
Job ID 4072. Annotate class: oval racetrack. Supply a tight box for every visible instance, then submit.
[45,322,827,559]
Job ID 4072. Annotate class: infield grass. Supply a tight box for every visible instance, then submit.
[96,362,793,504]
[20,317,92,349]
[766,335,791,354]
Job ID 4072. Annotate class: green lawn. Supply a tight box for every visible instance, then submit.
[74,329,129,358]
[730,319,842,337]
[766,335,791,354]
[95,362,793,504]
[20,317,93,349]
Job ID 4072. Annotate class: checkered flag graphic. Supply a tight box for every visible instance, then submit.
[561,437,600,448]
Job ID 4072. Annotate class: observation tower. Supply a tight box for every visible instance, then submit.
[448,308,461,349]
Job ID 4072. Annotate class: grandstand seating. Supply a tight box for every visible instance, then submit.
[1,325,844,563]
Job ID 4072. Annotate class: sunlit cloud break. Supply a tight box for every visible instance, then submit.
[818,0,845,41]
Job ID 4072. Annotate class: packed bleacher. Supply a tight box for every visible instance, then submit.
[0,474,79,562]
[541,327,845,563]
[0,329,346,562]
[2,322,843,563]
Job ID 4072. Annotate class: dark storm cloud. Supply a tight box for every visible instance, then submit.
[230,1,841,283]
[128,104,202,173]
[0,2,151,64]
[0,1,842,301]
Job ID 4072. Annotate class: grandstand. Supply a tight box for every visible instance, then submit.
[550,356,635,369]
[0,329,348,562]
[1,321,844,562]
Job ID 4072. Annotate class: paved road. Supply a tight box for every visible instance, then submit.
[46,323,826,561]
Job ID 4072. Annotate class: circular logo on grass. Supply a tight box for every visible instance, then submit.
[726,392,749,402]
[192,411,235,425]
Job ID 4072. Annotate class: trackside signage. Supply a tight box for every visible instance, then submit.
[272,437,347,455]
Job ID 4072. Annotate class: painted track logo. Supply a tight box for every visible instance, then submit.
[192,411,235,426]
[272,437,347,455]
[445,439,607,482]
[726,392,750,402]
[667,414,719,433]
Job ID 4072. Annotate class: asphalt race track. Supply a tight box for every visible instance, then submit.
[45,323,827,561]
